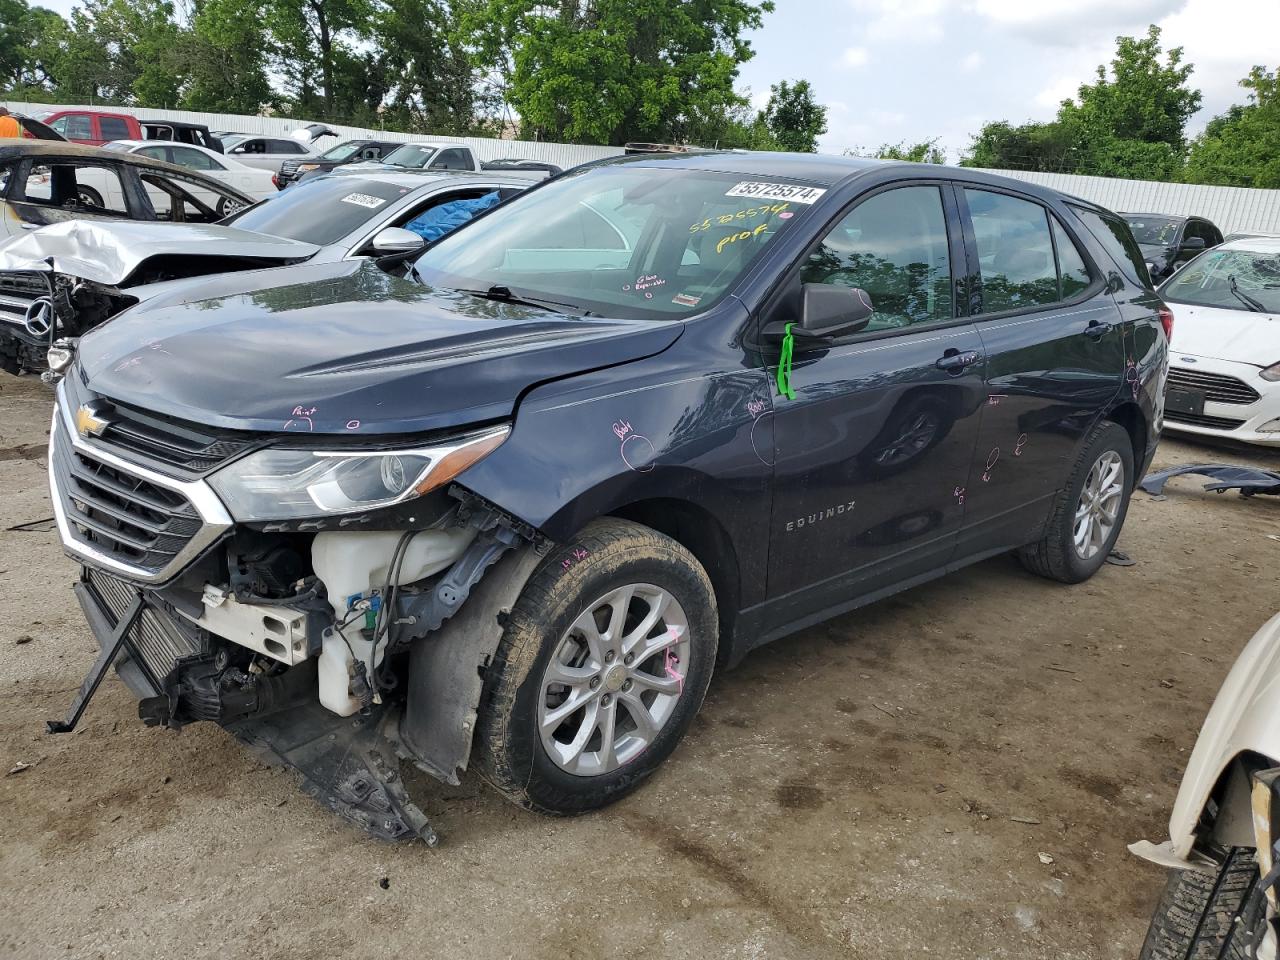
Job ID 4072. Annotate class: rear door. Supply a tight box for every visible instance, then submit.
[763,181,987,627]
[953,184,1125,559]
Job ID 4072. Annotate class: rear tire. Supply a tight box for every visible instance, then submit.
[475,518,717,815]
[1138,848,1267,960]
[1019,420,1133,583]
[76,185,104,208]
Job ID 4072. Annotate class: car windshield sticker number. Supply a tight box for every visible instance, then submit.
[340,193,386,209]
[726,181,826,205]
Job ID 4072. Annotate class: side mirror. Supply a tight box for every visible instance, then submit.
[369,226,425,255]
[1180,236,1206,254]
[799,283,874,337]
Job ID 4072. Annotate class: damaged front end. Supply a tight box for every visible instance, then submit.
[0,267,132,376]
[46,376,543,844]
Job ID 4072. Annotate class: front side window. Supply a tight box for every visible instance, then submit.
[170,146,219,171]
[61,115,93,140]
[799,185,952,330]
[99,116,131,141]
[1075,205,1152,288]
[20,162,128,214]
[1161,248,1280,313]
[135,145,168,162]
[415,165,814,319]
[965,189,1060,312]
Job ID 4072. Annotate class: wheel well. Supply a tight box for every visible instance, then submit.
[1105,401,1147,485]
[608,498,741,665]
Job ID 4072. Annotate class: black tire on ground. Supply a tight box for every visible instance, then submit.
[1018,419,1134,584]
[1138,848,1267,960]
[76,185,104,207]
[474,517,718,815]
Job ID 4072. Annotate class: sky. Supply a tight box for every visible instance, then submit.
[28,0,1280,159]
[737,0,1280,158]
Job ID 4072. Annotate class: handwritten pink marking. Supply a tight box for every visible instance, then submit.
[345,420,360,430]
[987,394,1007,406]
[747,399,767,419]
[612,420,633,441]
[953,485,966,506]
[1014,433,1028,457]
[982,447,1000,483]
[664,649,684,695]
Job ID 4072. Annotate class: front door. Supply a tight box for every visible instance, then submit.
[953,186,1126,558]
[763,183,987,631]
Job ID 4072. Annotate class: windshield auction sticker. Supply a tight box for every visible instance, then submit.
[726,181,826,204]
[340,193,387,209]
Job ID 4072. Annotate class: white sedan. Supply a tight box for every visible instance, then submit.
[1158,237,1280,447]
[103,140,276,207]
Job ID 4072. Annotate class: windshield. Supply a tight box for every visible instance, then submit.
[319,142,363,162]
[414,164,817,319]
[1161,248,1280,313]
[1125,216,1181,245]
[382,144,437,169]
[220,134,249,150]
[223,177,413,245]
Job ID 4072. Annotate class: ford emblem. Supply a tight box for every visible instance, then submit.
[1180,356,1197,363]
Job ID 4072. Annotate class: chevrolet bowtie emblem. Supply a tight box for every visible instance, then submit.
[75,404,111,439]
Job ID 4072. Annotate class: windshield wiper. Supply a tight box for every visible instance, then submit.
[458,285,595,316]
[1228,275,1265,312]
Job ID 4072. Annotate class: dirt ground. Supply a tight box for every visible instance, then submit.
[1,370,1278,960]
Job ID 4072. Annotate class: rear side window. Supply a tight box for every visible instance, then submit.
[800,185,953,331]
[1071,205,1152,288]
[433,148,470,170]
[270,139,307,154]
[99,116,131,141]
[61,115,93,140]
[964,189,1059,312]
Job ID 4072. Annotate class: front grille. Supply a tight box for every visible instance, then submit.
[87,569,203,683]
[96,401,256,473]
[0,271,49,324]
[1165,410,1245,430]
[52,415,205,574]
[1168,367,1261,405]
[64,374,257,474]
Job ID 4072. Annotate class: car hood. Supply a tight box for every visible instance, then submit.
[79,259,684,435]
[1167,301,1279,366]
[0,220,319,286]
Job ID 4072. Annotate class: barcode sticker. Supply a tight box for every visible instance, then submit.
[726,181,826,204]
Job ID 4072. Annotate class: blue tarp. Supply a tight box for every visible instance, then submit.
[404,191,502,242]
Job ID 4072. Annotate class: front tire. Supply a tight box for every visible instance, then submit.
[1139,848,1268,960]
[475,518,718,815]
[1019,420,1134,583]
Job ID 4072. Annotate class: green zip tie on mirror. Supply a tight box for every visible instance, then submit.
[776,322,796,400]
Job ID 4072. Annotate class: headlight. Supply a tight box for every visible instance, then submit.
[298,163,319,171]
[208,425,508,521]
[1261,362,1280,383]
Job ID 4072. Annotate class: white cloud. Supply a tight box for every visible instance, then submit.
[969,0,1187,44]
[847,0,947,43]
[960,51,984,72]
[842,46,869,68]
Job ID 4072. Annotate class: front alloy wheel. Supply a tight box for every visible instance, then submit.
[475,518,717,814]
[538,584,690,776]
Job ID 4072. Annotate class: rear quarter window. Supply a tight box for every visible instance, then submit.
[99,117,132,141]
[1071,205,1152,289]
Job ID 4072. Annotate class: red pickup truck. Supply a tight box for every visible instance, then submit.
[32,109,142,146]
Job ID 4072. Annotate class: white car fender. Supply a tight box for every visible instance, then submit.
[1131,611,1280,868]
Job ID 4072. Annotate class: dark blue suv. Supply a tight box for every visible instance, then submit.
[46,152,1169,842]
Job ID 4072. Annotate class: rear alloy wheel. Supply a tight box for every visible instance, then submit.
[216,196,245,218]
[1019,420,1134,583]
[475,518,717,814]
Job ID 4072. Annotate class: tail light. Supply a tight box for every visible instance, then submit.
[1158,306,1174,342]
[271,173,279,187]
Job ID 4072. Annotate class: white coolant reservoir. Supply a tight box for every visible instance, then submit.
[312,528,477,716]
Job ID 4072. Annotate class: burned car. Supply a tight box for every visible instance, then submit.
[46,153,1168,843]
[0,170,531,374]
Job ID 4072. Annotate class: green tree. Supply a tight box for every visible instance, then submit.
[757,78,825,152]
[1182,66,1280,187]
[375,0,481,134]
[466,0,773,145]
[874,138,946,163]
[962,25,1200,179]
[182,0,274,114]
[266,0,375,117]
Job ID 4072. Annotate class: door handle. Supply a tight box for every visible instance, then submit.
[936,349,981,372]
[1084,320,1112,340]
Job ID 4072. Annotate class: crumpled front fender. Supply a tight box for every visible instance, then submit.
[1132,611,1280,866]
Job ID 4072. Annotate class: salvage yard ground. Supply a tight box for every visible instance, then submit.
[2,371,1277,960]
